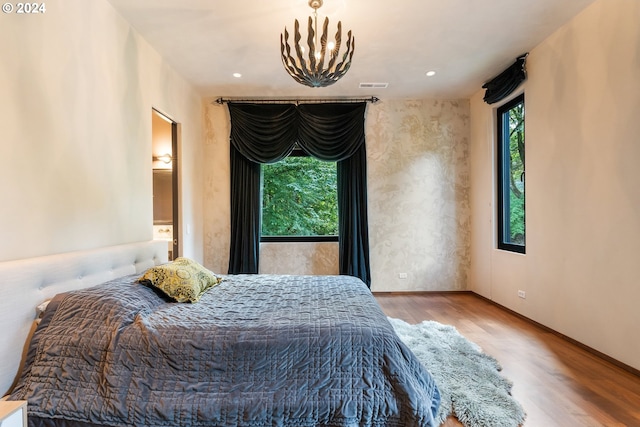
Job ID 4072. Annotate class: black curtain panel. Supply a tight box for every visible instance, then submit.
[227,102,371,287]
[228,104,296,275]
[228,145,261,274]
[337,145,371,286]
[482,53,528,105]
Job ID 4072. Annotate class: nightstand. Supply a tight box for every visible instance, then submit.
[0,400,27,427]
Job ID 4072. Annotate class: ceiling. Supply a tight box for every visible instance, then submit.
[107,0,596,100]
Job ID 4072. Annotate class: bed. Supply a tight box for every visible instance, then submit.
[1,242,440,427]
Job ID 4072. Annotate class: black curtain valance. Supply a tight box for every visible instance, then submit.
[228,102,366,162]
[227,102,371,287]
[229,104,298,163]
[482,53,528,104]
[297,104,366,161]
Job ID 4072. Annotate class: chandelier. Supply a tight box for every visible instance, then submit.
[280,0,355,88]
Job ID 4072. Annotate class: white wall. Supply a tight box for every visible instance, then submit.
[469,0,640,370]
[0,0,203,261]
[203,99,471,291]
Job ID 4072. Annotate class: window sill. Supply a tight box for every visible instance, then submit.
[261,236,338,243]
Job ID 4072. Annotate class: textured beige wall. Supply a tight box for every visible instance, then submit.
[260,243,339,275]
[469,0,640,370]
[367,100,471,291]
[203,104,231,273]
[0,0,203,261]
[203,99,471,291]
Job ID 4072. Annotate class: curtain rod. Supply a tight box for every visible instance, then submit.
[215,96,379,105]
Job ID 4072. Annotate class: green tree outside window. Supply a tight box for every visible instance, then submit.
[497,94,525,253]
[262,155,338,237]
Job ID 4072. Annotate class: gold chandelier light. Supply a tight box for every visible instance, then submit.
[280,0,355,88]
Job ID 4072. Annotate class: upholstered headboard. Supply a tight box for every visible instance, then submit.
[0,240,168,397]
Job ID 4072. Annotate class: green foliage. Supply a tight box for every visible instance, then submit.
[262,156,338,236]
[507,103,525,244]
[509,190,525,244]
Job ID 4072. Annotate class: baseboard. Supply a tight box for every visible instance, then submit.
[373,290,473,296]
[374,290,640,378]
[470,292,640,379]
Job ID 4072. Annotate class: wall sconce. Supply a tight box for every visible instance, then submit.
[153,153,172,164]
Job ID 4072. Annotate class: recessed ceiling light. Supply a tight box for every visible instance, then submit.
[426,70,436,77]
[233,73,242,78]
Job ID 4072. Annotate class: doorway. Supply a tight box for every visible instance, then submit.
[152,109,179,260]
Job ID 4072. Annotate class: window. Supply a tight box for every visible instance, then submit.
[497,94,525,253]
[261,149,338,242]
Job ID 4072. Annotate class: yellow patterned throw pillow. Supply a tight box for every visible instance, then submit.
[138,257,222,303]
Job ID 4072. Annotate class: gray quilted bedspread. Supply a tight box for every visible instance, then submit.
[10,273,440,427]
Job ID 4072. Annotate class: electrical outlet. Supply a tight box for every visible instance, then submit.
[518,290,526,299]
[398,273,408,279]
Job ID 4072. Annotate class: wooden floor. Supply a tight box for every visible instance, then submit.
[374,292,640,427]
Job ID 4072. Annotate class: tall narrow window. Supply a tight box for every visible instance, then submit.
[497,94,525,253]
[261,148,338,242]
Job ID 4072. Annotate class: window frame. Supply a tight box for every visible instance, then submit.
[260,148,339,243]
[496,93,526,254]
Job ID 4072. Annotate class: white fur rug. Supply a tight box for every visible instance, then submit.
[388,317,526,427]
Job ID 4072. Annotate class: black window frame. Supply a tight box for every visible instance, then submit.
[260,148,339,243]
[496,93,526,254]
